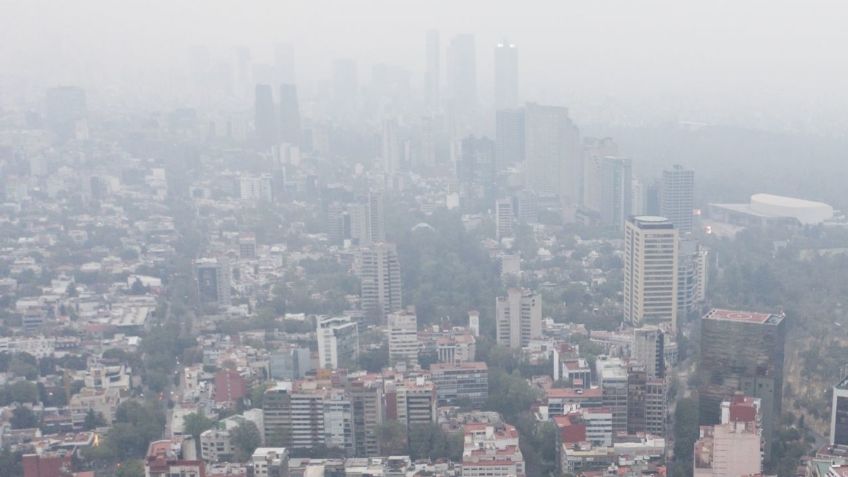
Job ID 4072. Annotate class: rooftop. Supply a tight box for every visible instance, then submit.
[703,308,783,325]
[629,216,674,229]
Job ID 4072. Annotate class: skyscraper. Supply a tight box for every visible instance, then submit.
[425,30,440,111]
[495,198,515,242]
[583,150,632,229]
[677,238,709,316]
[358,242,403,319]
[661,164,695,233]
[195,257,231,308]
[698,309,786,462]
[367,192,386,243]
[316,316,359,370]
[278,83,301,146]
[446,34,477,133]
[623,216,679,332]
[494,39,519,110]
[495,109,525,169]
[524,103,582,203]
[496,288,541,349]
[348,192,385,245]
[388,308,419,367]
[457,136,496,206]
[254,84,278,149]
[381,119,402,175]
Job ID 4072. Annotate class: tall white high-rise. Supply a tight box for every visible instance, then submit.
[349,192,385,245]
[468,310,480,337]
[524,103,582,204]
[661,164,695,233]
[316,316,359,370]
[495,198,514,242]
[388,308,419,367]
[624,216,679,332]
[358,242,403,318]
[494,39,518,110]
[496,288,541,349]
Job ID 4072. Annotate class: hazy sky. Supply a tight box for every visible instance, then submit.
[3,0,847,130]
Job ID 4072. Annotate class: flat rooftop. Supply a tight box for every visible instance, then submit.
[703,308,783,325]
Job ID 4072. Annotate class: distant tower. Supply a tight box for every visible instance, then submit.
[495,198,514,242]
[524,103,582,204]
[358,243,403,319]
[381,119,402,175]
[494,39,519,110]
[278,84,301,146]
[661,165,695,233]
[458,136,496,206]
[446,34,477,134]
[623,216,679,332]
[254,84,278,149]
[425,30,441,112]
[496,288,541,349]
[367,192,386,243]
[495,109,525,170]
[583,140,632,229]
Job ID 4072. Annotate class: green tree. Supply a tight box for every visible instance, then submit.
[0,447,23,477]
[130,278,148,295]
[485,369,539,422]
[377,420,408,456]
[0,381,38,405]
[231,421,262,462]
[360,345,389,372]
[672,397,700,477]
[183,412,215,442]
[408,423,463,461]
[83,409,107,430]
[10,407,38,429]
[115,459,144,477]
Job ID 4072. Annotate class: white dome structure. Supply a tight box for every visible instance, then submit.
[749,193,833,225]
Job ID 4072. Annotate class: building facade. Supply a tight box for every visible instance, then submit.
[623,216,679,332]
[316,316,359,370]
[698,309,785,462]
[495,288,541,349]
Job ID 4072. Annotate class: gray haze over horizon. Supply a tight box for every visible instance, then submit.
[3,0,848,133]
